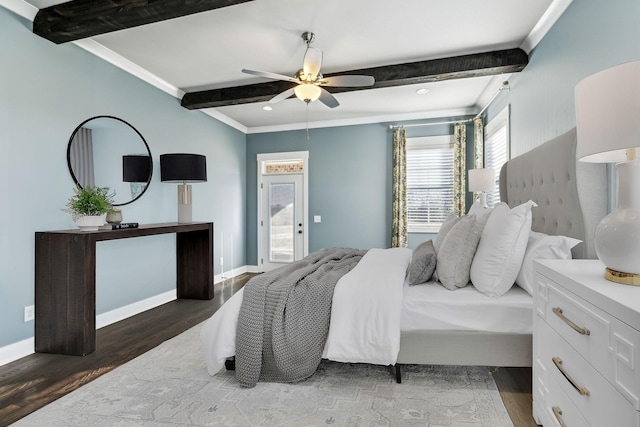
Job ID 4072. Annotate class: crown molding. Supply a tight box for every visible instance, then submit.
[520,0,573,53]
[0,0,37,20]
[246,107,477,135]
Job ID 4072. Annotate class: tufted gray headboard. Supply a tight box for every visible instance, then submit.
[499,128,607,259]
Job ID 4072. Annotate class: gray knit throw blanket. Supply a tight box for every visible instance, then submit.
[235,247,367,388]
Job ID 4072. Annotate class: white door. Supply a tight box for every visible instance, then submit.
[261,173,304,271]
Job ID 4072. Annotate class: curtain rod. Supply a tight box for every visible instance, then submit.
[389,80,510,130]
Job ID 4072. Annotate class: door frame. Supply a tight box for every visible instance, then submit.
[256,151,309,272]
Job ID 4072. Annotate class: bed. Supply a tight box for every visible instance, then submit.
[397,127,607,367]
[200,128,607,383]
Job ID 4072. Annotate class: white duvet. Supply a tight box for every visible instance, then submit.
[200,247,412,376]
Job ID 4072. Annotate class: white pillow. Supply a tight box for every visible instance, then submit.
[515,231,581,295]
[470,200,537,297]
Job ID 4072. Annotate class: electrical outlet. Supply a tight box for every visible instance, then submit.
[24,305,35,322]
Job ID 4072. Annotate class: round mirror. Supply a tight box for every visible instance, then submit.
[67,116,153,206]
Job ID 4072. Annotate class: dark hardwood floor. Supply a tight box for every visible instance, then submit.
[0,273,536,426]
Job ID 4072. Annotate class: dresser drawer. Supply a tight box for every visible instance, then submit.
[535,272,640,409]
[533,355,592,427]
[536,319,639,427]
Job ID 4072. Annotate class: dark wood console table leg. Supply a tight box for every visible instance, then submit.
[176,224,214,300]
[35,232,96,356]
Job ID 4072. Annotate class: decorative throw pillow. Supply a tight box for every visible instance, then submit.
[408,240,437,286]
[435,215,485,290]
[515,231,581,295]
[470,200,537,297]
[434,214,460,254]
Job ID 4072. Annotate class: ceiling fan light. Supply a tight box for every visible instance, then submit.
[295,84,321,103]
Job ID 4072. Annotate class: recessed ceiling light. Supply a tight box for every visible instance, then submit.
[263,105,273,111]
[416,88,429,95]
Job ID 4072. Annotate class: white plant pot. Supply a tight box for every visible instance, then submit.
[75,215,104,232]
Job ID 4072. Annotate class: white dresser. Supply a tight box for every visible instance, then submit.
[533,259,640,427]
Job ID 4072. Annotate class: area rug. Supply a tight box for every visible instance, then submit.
[14,324,513,426]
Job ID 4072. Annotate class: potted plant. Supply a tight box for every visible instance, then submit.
[63,186,115,231]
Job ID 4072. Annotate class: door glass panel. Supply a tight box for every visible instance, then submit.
[265,161,304,174]
[269,182,295,263]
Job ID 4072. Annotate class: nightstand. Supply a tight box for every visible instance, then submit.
[533,259,640,427]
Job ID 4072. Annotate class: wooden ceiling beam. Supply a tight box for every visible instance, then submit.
[33,0,254,44]
[181,48,528,109]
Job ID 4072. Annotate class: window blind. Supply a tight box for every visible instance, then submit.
[484,107,510,206]
[407,136,454,232]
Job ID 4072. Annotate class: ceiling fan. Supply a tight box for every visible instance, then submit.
[242,32,375,108]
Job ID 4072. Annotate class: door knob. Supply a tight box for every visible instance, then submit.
[298,230,303,234]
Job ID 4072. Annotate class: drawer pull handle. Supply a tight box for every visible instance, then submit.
[552,357,590,396]
[552,407,567,427]
[552,307,590,335]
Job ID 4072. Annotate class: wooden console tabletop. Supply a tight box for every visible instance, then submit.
[35,222,214,356]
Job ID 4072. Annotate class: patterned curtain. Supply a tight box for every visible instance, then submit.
[473,117,484,203]
[391,128,408,248]
[453,123,466,217]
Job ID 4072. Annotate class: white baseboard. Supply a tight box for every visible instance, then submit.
[0,266,253,367]
[215,264,260,283]
[0,337,34,367]
[95,289,177,329]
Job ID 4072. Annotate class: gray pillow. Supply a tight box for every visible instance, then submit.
[408,240,436,286]
[434,214,460,254]
[435,215,484,290]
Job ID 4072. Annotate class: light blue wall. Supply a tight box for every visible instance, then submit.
[245,118,474,265]
[486,0,640,156]
[0,8,246,349]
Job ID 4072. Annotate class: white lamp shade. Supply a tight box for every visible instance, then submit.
[294,84,321,102]
[575,61,640,163]
[468,168,496,192]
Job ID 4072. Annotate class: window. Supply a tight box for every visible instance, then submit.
[407,135,455,233]
[484,106,510,207]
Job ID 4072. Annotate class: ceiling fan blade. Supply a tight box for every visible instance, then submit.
[269,88,296,104]
[320,75,375,87]
[241,69,299,83]
[319,87,339,108]
[302,47,323,80]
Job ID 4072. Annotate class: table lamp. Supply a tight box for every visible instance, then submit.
[123,154,152,200]
[468,168,495,208]
[575,61,640,285]
[123,155,152,183]
[160,153,207,223]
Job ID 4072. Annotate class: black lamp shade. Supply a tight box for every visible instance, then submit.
[122,155,152,183]
[160,153,207,183]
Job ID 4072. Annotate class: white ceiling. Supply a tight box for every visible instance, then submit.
[4,0,572,133]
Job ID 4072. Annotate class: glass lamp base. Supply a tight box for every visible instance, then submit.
[605,267,640,286]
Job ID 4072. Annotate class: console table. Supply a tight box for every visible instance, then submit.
[35,222,214,356]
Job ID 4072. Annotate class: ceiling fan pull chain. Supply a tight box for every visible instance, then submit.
[306,103,310,141]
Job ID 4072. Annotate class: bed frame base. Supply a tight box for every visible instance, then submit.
[224,331,531,384]
[397,331,532,367]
